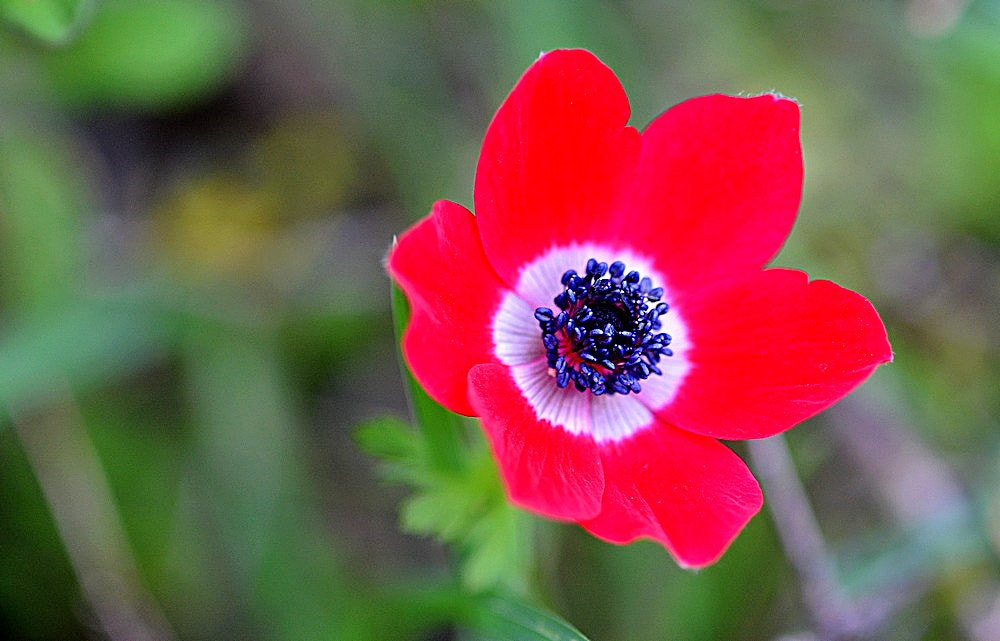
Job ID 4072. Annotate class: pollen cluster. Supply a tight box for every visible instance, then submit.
[534,258,673,396]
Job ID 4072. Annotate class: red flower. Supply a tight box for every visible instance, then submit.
[387,49,891,567]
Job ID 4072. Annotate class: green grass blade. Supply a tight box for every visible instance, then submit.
[463,594,593,641]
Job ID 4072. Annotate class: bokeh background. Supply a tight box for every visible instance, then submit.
[1,1,999,640]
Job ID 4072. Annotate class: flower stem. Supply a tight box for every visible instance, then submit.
[11,388,178,641]
[748,435,872,641]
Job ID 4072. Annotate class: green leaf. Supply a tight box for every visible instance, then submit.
[355,415,425,485]
[379,284,538,594]
[0,0,91,44]
[40,0,247,110]
[253,517,360,641]
[461,505,531,594]
[0,425,82,636]
[462,594,593,641]
[390,281,467,472]
[0,129,88,312]
[82,395,183,585]
[401,478,484,541]
[355,416,421,463]
[360,410,532,593]
[176,321,374,641]
[0,298,173,413]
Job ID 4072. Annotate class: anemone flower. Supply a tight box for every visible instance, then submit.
[388,49,891,568]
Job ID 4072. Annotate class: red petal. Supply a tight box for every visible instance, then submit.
[468,363,604,520]
[628,94,803,295]
[658,269,892,440]
[581,424,762,568]
[474,49,640,287]
[387,201,506,416]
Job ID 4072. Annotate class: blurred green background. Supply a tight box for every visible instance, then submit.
[1,0,999,640]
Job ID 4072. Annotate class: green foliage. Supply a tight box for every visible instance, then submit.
[357,284,538,607]
[0,0,90,44]
[355,416,423,477]
[460,500,532,593]
[40,0,247,110]
[0,427,82,639]
[357,414,533,594]
[921,19,1000,240]
[0,297,174,414]
[0,129,87,311]
[462,594,594,641]
[0,127,175,416]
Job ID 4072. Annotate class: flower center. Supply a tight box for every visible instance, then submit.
[534,258,673,396]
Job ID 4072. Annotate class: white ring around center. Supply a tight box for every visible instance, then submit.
[491,243,691,443]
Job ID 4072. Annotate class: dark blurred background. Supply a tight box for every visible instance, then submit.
[0,1,998,640]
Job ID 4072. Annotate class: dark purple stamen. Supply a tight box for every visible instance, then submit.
[535,258,673,396]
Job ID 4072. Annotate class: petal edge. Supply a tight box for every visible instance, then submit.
[469,363,605,521]
[475,49,640,289]
[630,93,803,295]
[388,200,506,416]
[581,424,763,568]
[657,269,892,440]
